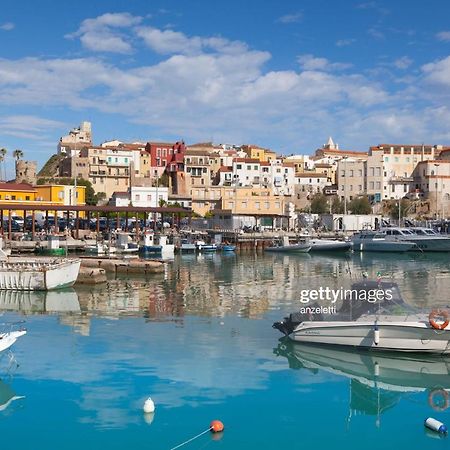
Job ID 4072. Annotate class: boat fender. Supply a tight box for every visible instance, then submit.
[428,389,449,412]
[210,420,224,433]
[429,309,450,330]
[373,323,380,345]
[424,417,448,434]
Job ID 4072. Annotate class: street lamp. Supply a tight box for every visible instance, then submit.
[342,156,348,215]
[434,163,440,220]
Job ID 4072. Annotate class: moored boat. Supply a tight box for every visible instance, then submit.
[265,236,311,253]
[351,230,415,252]
[309,238,351,252]
[0,321,27,353]
[381,227,450,252]
[0,253,81,291]
[273,280,450,354]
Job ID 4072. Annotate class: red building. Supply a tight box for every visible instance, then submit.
[145,141,186,172]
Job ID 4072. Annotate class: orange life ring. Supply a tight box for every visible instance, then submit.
[428,389,449,412]
[429,309,450,330]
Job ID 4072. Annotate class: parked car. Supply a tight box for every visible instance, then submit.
[2,219,21,232]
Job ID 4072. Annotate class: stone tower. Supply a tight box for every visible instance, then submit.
[15,160,37,185]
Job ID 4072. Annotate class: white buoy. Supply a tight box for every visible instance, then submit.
[143,397,155,413]
[424,417,448,434]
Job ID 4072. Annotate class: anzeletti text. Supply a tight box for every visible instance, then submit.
[299,287,393,304]
[299,305,338,315]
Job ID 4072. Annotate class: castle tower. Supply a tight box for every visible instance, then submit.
[15,160,37,185]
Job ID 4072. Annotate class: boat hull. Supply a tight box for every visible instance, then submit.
[309,240,351,252]
[0,259,81,291]
[289,319,450,354]
[265,244,311,253]
[351,241,415,252]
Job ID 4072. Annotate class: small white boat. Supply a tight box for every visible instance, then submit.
[309,238,351,252]
[85,242,117,255]
[351,231,415,252]
[265,236,311,253]
[115,232,139,255]
[0,322,26,353]
[195,240,217,252]
[179,239,196,253]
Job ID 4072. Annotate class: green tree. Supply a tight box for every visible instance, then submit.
[331,196,345,214]
[388,199,411,220]
[13,149,24,160]
[310,193,328,214]
[0,148,6,180]
[348,196,372,214]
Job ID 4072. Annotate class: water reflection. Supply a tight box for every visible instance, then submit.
[274,340,450,424]
[0,378,24,413]
[0,289,80,314]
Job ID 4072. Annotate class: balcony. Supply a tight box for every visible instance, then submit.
[389,176,413,183]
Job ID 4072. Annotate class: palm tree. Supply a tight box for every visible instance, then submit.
[0,148,6,181]
[12,149,23,160]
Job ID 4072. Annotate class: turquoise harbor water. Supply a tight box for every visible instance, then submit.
[1,252,449,449]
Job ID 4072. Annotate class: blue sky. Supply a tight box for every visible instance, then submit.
[1,0,450,173]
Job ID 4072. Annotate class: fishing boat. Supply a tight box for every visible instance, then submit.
[265,236,311,253]
[179,238,196,253]
[85,242,117,256]
[139,231,162,254]
[351,230,415,252]
[273,280,450,354]
[218,243,236,252]
[36,235,66,256]
[308,238,351,252]
[0,321,27,353]
[195,240,217,252]
[0,246,81,290]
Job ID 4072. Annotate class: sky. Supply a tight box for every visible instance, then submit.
[1,0,450,173]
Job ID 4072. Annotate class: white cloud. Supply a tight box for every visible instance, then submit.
[0,115,66,140]
[393,56,413,69]
[422,56,450,89]
[66,12,142,53]
[277,12,303,24]
[436,31,450,42]
[297,54,352,71]
[336,39,355,47]
[0,22,14,31]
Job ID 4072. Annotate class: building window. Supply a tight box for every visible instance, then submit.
[241,201,247,209]
[255,202,260,210]
[265,202,270,209]
[26,196,30,200]
[11,195,16,200]
[237,164,242,169]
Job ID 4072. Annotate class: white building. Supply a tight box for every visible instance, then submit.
[109,186,169,208]
[58,121,92,156]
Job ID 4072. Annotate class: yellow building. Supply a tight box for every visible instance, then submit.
[36,184,86,206]
[191,186,284,217]
[0,182,86,218]
[242,145,277,162]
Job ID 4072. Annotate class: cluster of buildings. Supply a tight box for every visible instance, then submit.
[2,121,450,229]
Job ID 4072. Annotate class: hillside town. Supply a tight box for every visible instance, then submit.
[1,120,450,232]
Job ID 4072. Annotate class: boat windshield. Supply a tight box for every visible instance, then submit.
[411,228,438,236]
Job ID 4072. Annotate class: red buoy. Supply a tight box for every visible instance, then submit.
[210,420,224,433]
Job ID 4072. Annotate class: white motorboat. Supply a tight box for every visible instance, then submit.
[85,242,117,256]
[381,226,450,252]
[195,240,217,252]
[265,236,311,253]
[0,322,26,353]
[273,280,450,354]
[309,238,351,252]
[351,230,415,252]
